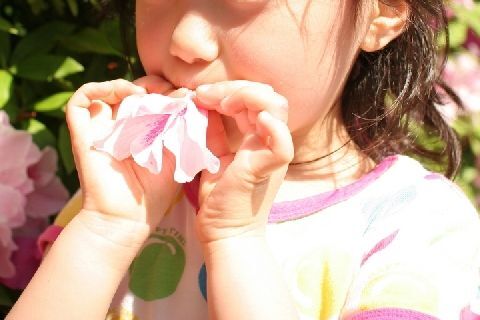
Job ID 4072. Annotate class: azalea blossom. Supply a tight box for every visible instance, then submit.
[0,110,68,288]
[438,52,480,122]
[94,92,220,183]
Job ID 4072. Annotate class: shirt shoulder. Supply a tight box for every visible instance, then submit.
[342,156,480,319]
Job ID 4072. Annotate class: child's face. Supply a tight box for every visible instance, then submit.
[136,0,368,135]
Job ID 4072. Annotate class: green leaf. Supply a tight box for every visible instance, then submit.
[33,92,73,112]
[10,21,75,65]
[445,20,468,49]
[471,137,480,155]
[51,0,66,15]
[99,18,124,54]
[10,54,84,81]
[0,32,10,68]
[0,70,13,109]
[1,92,18,121]
[452,4,480,36]
[27,0,48,15]
[460,166,478,184]
[60,27,123,57]
[23,118,56,148]
[0,17,20,35]
[66,0,79,16]
[58,123,75,174]
[0,285,13,307]
[452,115,471,137]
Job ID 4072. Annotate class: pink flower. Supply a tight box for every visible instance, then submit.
[439,52,480,120]
[0,110,68,287]
[0,218,48,289]
[25,147,69,218]
[465,29,480,57]
[94,93,220,183]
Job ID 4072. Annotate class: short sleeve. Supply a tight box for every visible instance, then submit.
[341,178,480,320]
[37,189,82,255]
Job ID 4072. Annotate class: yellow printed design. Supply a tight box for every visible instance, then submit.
[106,308,139,320]
[292,248,354,320]
[358,268,438,313]
[53,189,83,227]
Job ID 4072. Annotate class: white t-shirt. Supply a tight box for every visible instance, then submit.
[41,155,480,320]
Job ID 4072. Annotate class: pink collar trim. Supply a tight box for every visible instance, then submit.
[183,155,398,223]
[268,155,398,223]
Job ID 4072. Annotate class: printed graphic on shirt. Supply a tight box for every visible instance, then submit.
[461,269,480,319]
[129,227,186,301]
[358,268,438,312]
[198,263,207,300]
[361,185,417,235]
[285,245,354,320]
[106,307,139,320]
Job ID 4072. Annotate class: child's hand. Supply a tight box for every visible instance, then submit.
[194,81,294,244]
[66,77,182,231]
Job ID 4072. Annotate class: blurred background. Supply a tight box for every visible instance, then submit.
[0,0,479,317]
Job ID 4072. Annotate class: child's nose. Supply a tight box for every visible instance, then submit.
[169,13,219,64]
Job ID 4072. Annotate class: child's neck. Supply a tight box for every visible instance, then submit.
[276,119,376,202]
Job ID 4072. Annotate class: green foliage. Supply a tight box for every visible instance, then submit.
[0,0,138,309]
[0,0,136,196]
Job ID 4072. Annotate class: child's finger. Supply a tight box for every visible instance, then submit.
[66,79,146,153]
[206,111,230,157]
[194,80,270,110]
[247,111,294,177]
[74,79,146,107]
[168,87,193,98]
[195,81,288,123]
[221,86,288,122]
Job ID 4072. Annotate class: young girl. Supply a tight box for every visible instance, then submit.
[7,0,480,319]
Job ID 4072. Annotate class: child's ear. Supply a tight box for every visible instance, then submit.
[360,0,409,52]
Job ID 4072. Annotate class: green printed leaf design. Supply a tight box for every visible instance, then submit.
[129,235,186,301]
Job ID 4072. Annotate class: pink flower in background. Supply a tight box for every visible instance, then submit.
[25,147,69,218]
[465,29,480,56]
[439,52,480,121]
[0,111,68,289]
[446,0,474,18]
[94,93,220,183]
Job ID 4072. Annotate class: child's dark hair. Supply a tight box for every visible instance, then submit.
[343,0,462,178]
[111,0,462,178]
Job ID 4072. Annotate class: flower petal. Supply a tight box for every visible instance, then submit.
[27,147,57,188]
[0,184,26,229]
[25,177,69,218]
[0,236,40,289]
[94,93,218,181]
[163,105,219,183]
[131,133,165,174]
[0,229,16,279]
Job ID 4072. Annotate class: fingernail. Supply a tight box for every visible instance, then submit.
[134,86,147,94]
[196,84,212,93]
[196,85,220,104]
